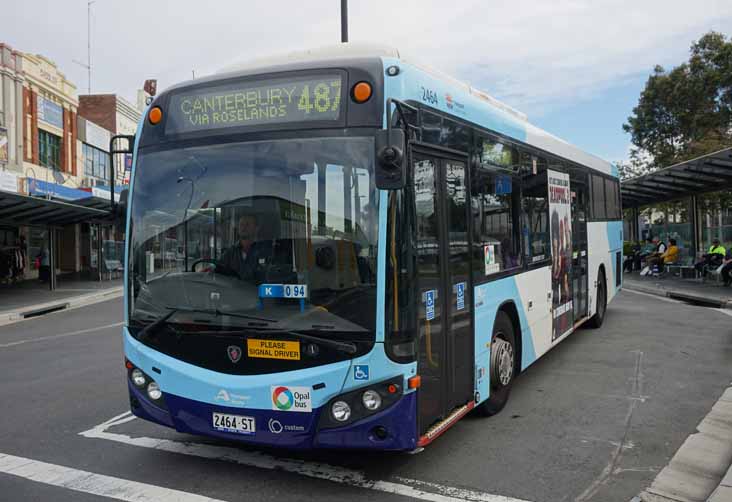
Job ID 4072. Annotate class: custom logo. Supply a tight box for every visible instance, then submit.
[445,93,454,109]
[271,386,312,412]
[227,345,242,363]
[268,418,283,434]
[215,390,230,402]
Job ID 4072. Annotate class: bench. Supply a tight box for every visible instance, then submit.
[665,256,697,279]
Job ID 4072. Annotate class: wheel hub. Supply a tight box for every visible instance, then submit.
[492,338,514,386]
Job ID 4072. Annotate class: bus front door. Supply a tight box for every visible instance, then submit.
[412,149,473,435]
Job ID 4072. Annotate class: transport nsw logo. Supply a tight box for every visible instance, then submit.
[271,386,312,412]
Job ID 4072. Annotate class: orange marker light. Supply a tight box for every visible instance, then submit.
[352,82,372,103]
[408,375,421,389]
[148,106,163,125]
[125,360,133,370]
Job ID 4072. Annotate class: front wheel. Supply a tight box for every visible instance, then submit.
[587,273,606,329]
[476,311,516,417]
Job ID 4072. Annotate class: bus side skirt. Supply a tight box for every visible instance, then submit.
[417,401,475,447]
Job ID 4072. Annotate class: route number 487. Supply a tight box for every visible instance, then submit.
[421,86,438,105]
[298,81,342,114]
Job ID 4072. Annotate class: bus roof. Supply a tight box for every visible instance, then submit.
[220,43,615,176]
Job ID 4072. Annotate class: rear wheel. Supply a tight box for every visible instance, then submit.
[587,272,606,329]
[476,311,516,416]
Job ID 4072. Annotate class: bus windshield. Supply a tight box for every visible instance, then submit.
[128,136,379,339]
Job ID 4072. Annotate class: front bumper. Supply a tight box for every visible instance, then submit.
[128,381,417,451]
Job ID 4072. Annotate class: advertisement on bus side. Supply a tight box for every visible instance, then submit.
[548,170,573,340]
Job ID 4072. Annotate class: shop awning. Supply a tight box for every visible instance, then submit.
[621,147,732,208]
[0,190,112,227]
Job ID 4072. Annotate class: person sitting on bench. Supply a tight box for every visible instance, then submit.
[646,238,678,273]
[719,250,732,287]
[694,238,726,278]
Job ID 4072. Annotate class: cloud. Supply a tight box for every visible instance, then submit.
[4,0,732,119]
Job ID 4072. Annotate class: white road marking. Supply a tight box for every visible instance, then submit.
[0,452,226,502]
[0,321,123,348]
[82,412,532,502]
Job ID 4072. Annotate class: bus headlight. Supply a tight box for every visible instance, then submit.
[147,381,162,400]
[318,377,403,430]
[331,401,351,422]
[362,390,382,411]
[131,368,146,387]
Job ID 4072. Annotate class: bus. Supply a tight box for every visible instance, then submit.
[122,44,623,451]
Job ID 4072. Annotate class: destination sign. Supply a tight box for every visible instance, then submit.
[166,74,343,134]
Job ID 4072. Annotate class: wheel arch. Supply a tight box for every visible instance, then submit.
[496,300,522,375]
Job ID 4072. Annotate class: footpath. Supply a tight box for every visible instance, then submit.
[0,277,122,326]
[624,273,732,501]
[623,274,732,309]
[636,385,732,502]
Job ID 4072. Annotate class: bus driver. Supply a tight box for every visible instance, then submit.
[219,214,271,282]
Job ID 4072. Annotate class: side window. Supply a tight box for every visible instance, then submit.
[604,177,620,219]
[471,169,522,281]
[521,153,550,263]
[475,134,517,169]
[591,174,607,220]
[421,110,441,145]
[443,119,470,152]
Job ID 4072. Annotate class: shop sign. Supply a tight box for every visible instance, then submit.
[123,154,132,185]
[27,178,88,201]
[84,120,111,152]
[37,96,63,129]
[0,170,18,194]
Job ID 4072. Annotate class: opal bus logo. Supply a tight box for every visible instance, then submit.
[272,386,294,410]
[271,385,312,413]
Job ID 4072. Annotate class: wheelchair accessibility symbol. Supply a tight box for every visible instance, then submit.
[354,365,369,381]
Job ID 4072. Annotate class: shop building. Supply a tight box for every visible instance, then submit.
[0,43,25,173]
[0,42,118,291]
[78,94,142,186]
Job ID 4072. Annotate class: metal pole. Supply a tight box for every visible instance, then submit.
[48,227,56,291]
[690,195,699,257]
[87,1,94,94]
[340,0,348,43]
[97,224,103,282]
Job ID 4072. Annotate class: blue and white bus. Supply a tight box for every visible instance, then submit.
[122,44,623,451]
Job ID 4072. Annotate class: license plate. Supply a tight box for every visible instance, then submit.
[212,412,255,435]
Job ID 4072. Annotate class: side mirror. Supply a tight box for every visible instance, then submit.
[110,135,135,155]
[375,128,406,190]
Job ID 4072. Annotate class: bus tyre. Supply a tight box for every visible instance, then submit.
[476,311,516,417]
[587,273,606,329]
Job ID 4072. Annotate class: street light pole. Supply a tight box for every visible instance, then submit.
[87,0,94,94]
[340,0,348,43]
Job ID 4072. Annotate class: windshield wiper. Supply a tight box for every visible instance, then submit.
[271,329,358,355]
[137,309,179,342]
[136,306,275,343]
[167,305,276,323]
[188,327,359,354]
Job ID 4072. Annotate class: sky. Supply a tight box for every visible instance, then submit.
[4,0,732,164]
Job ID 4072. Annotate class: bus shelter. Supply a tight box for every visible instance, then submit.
[621,147,732,257]
[0,190,113,290]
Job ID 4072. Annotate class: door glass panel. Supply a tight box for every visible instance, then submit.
[414,157,443,426]
[443,160,473,405]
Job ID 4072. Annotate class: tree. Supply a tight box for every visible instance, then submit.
[623,31,732,170]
